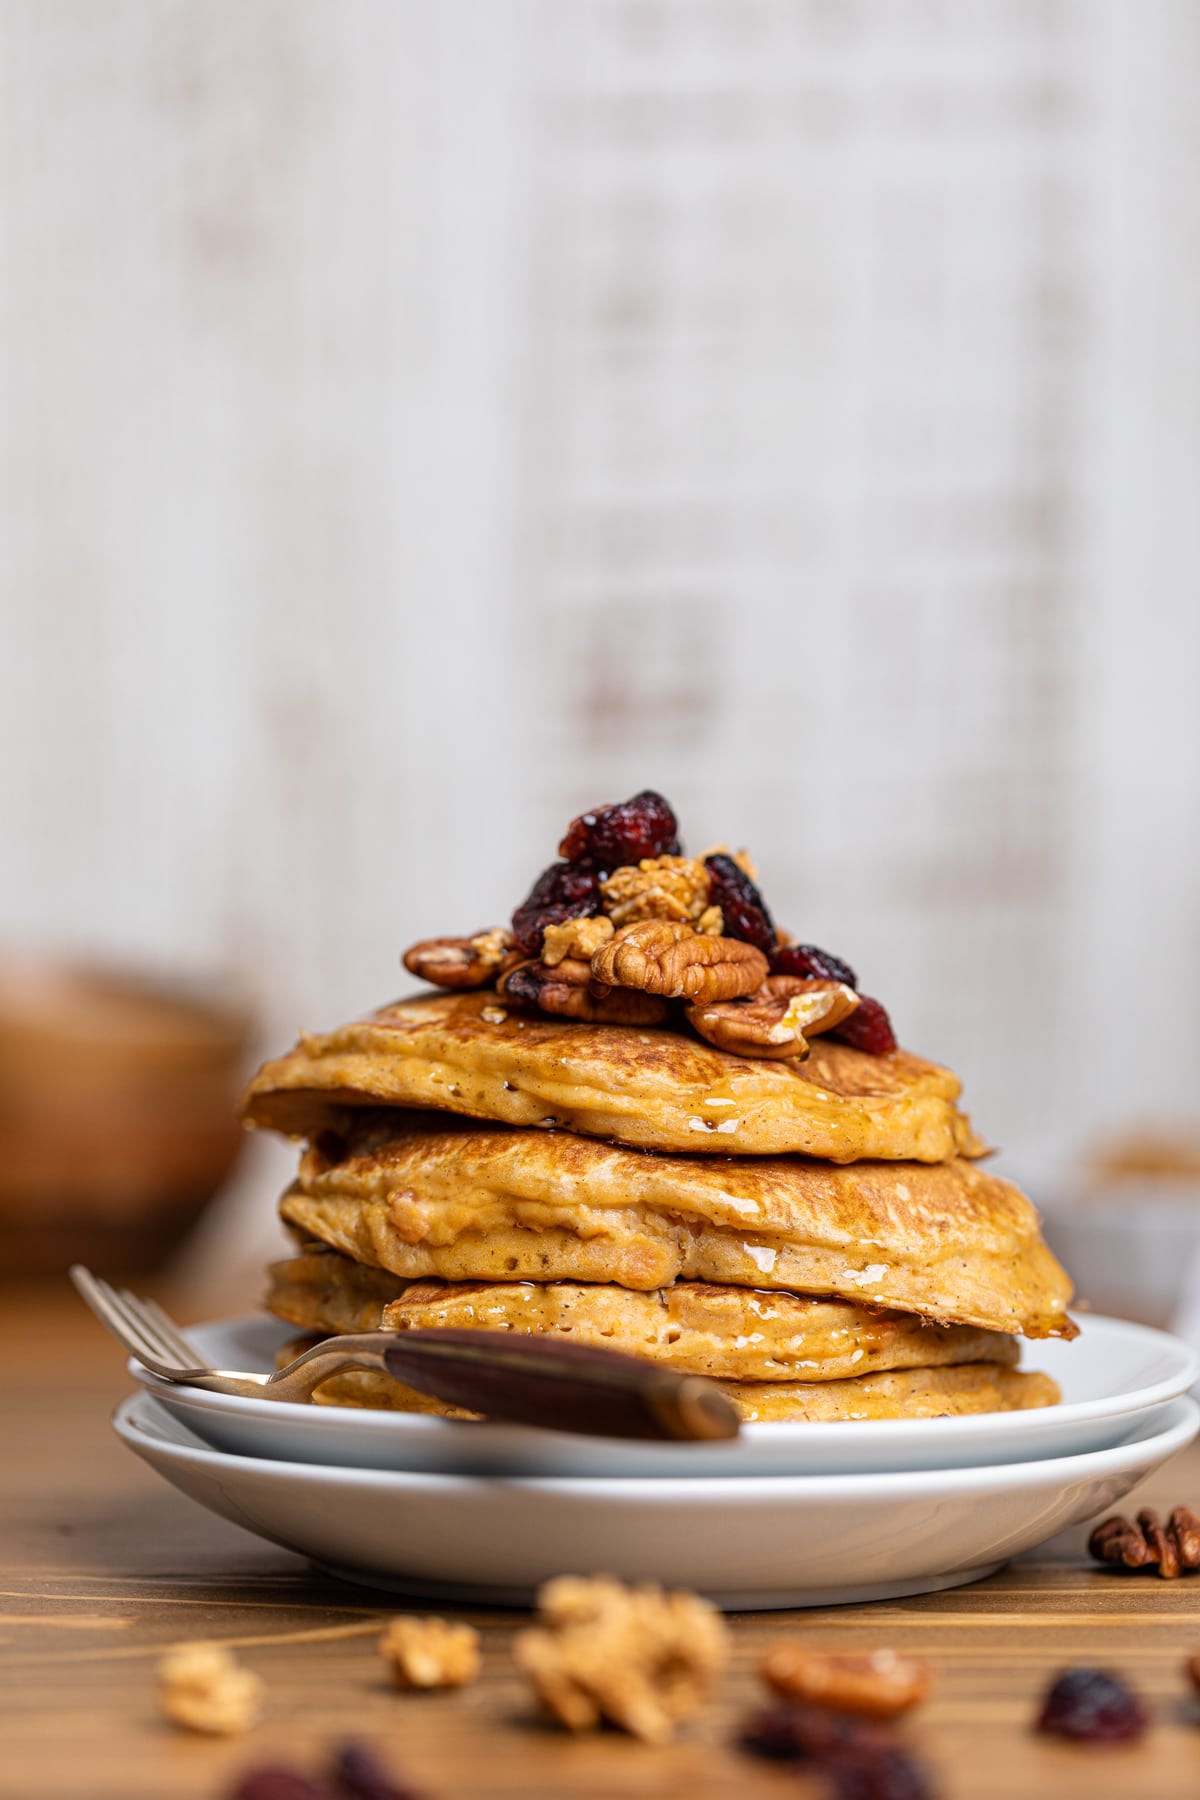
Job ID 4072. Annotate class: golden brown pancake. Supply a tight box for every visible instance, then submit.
[273,1337,1059,1422]
[241,990,985,1163]
[266,1251,1020,1383]
[276,1117,1075,1338]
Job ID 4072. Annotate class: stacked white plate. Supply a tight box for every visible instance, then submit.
[116,1314,1200,1610]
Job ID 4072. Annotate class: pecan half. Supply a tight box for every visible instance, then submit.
[500,957,669,1026]
[1089,1507,1200,1577]
[761,1643,932,1718]
[403,928,521,990]
[590,919,767,1003]
[686,976,859,1060]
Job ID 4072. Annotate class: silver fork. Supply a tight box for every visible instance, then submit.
[70,1265,393,1401]
[70,1264,740,1439]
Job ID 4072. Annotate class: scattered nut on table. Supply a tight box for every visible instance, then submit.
[378,1615,481,1690]
[760,1642,932,1717]
[1088,1507,1200,1577]
[157,1641,263,1735]
[513,1573,728,1744]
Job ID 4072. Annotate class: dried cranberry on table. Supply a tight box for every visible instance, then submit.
[559,789,681,868]
[229,1771,329,1800]
[1035,1668,1148,1743]
[831,994,897,1056]
[770,941,859,989]
[703,853,776,954]
[739,1704,933,1799]
[510,860,602,958]
[228,1742,421,1800]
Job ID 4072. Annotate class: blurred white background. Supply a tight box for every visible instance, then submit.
[2,0,1198,1275]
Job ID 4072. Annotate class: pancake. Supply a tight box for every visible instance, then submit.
[265,1252,1020,1383]
[241,990,985,1163]
[276,1117,1075,1337]
[273,1337,1059,1422]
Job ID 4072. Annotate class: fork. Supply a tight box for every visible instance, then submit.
[69,1265,740,1441]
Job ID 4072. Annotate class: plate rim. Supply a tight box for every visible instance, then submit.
[113,1388,1200,1501]
[129,1310,1200,1447]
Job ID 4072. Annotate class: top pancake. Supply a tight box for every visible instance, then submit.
[242,990,984,1163]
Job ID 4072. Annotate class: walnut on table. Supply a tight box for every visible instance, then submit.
[513,1574,728,1745]
[157,1641,263,1735]
[378,1615,481,1690]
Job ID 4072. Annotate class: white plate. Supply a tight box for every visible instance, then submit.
[113,1390,1199,1609]
[130,1314,1200,1478]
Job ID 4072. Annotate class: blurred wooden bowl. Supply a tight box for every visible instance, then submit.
[0,955,253,1277]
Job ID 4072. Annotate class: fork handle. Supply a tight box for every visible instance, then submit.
[380,1328,740,1442]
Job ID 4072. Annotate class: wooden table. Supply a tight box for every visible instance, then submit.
[4,1280,1200,1800]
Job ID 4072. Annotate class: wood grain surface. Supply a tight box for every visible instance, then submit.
[4,1280,1200,1799]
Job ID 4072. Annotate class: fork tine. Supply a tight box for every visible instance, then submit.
[116,1288,198,1369]
[136,1295,202,1366]
[70,1267,177,1371]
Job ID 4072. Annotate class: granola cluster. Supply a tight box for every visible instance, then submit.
[400,789,896,1060]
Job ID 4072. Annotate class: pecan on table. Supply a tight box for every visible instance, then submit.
[1089,1507,1200,1577]
[686,975,859,1060]
[590,919,768,1004]
[500,957,669,1026]
[403,928,521,990]
[760,1643,931,1718]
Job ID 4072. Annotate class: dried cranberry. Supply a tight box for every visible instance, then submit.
[229,1771,331,1800]
[559,790,680,867]
[510,860,601,957]
[831,994,897,1056]
[740,1702,881,1762]
[827,1746,934,1800]
[770,941,859,989]
[739,1706,933,1799]
[1036,1668,1148,1743]
[704,854,776,954]
[331,1742,421,1800]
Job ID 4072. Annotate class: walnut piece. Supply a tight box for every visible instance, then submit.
[500,957,670,1025]
[590,919,768,1003]
[600,856,712,927]
[379,1615,481,1689]
[1089,1507,1200,1577]
[687,976,860,1060]
[403,928,521,990]
[513,1574,728,1745]
[157,1641,264,1735]
[541,914,615,967]
[761,1643,932,1718]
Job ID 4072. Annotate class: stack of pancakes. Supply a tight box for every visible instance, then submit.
[242,992,1074,1422]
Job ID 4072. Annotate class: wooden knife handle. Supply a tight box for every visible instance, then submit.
[381,1329,740,1442]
